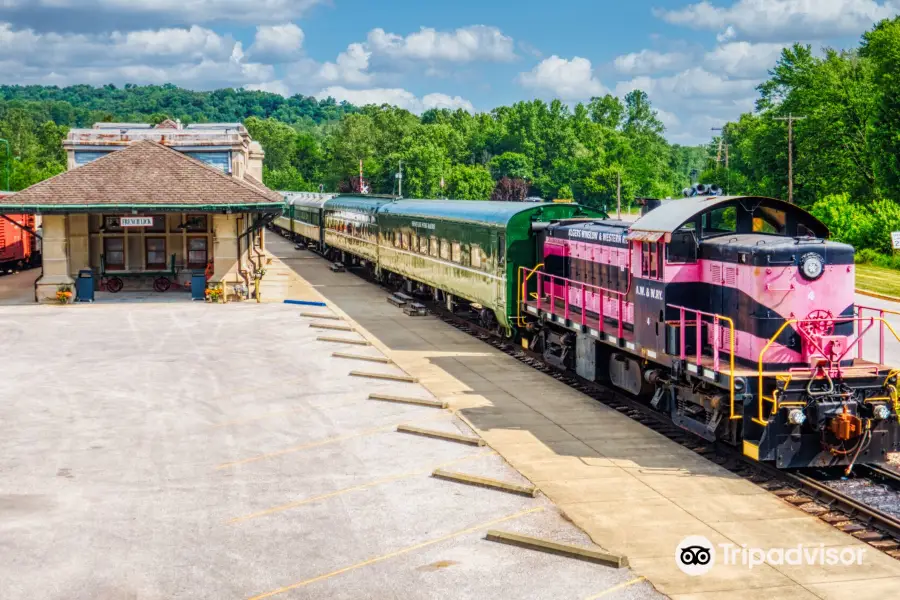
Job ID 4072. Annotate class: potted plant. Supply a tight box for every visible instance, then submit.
[205,284,224,303]
[56,285,74,305]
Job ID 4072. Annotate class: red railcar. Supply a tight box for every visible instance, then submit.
[0,194,40,273]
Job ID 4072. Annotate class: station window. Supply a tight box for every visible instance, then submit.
[188,237,209,269]
[145,238,167,269]
[641,241,664,280]
[184,215,208,233]
[104,237,125,270]
[430,237,439,258]
[451,241,462,263]
[440,239,450,260]
[146,215,167,233]
[471,244,482,269]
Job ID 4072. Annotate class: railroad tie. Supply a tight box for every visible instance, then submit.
[310,322,354,332]
[484,531,628,568]
[397,425,484,446]
[332,352,393,364]
[369,393,447,409]
[432,469,536,497]
[350,371,418,383]
[316,336,370,346]
[300,312,342,321]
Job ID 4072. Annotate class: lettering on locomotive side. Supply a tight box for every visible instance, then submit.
[636,284,664,301]
[411,221,436,230]
[566,229,625,245]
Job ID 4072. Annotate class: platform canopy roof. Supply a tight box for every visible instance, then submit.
[0,140,284,214]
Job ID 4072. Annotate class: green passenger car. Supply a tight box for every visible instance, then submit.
[273,192,333,248]
[376,200,604,332]
[323,196,395,264]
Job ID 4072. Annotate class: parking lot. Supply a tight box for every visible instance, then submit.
[0,301,659,600]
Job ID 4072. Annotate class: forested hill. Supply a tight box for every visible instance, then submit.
[0,84,356,127]
[0,83,707,210]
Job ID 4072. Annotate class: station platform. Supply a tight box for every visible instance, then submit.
[0,290,656,599]
[268,234,900,600]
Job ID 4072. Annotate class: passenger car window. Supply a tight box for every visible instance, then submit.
[430,237,439,257]
[440,240,450,260]
[420,236,429,254]
[451,242,462,263]
[471,244,482,268]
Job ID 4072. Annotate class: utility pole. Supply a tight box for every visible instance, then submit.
[616,171,622,220]
[396,159,403,198]
[774,114,806,203]
[358,159,363,194]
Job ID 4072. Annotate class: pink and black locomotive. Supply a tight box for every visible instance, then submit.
[521,188,900,468]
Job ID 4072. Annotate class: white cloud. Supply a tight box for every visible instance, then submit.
[615,67,759,99]
[2,0,325,24]
[717,25,737,42]
[248,23,304,60]
[655,0,899,42]
[366,25,515,63]
[518,56,606,99]
[316,86,475,113]
[0,21,271,88]
[704,41,788,77]
[318,43,372,85]
[613,50,690,75]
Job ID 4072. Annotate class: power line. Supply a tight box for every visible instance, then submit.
[773,114,807,204]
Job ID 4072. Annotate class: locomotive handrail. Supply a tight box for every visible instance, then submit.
[756,315,900,426]
[518,266,628,338]
[666,304,737,421]
[515,264,544,326]
[857,305,900,366]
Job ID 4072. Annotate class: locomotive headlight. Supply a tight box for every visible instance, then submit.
[873,405,891,420]
[787,408,807,426]
[799,253,825,281]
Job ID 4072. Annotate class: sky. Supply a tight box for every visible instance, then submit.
[0,0,898,145]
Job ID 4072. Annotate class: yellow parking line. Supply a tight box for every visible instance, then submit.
[248,506,545,600]
[228,450,497,524]
[583,576,646,600]
[215,413,450,470]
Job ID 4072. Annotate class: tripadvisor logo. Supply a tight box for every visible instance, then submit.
[676,536,866,576]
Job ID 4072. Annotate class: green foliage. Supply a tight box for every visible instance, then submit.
[809,193,900,253]
[0,82,705,205]
[557,184,574,200]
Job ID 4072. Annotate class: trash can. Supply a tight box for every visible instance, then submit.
[75,269,94,303]
[191,270,207,301]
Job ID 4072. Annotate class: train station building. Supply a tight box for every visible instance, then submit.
[0,121,284,303]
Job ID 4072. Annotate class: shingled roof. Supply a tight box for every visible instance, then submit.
[0,140,284,214]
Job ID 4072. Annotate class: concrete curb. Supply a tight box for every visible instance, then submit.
[433,470,537,497]
[856,288,900,303]
[333,352,393,364]
[485,530,629,568]
[311,322,355,331]
[316,336,371,346]
[397,425,485,446]
[350,371,418,383]
[301,312,343,320]
[369,393,447,409]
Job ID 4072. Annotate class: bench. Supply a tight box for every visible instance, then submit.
[403,302,428,317]
[387,292,413,308]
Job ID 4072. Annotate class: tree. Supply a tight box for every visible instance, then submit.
[491,177,530,201]
[446,164,494,200]
[489,152,532,180]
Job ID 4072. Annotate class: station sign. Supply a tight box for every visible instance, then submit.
[892,231,900,250]
[120,217,154,227]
